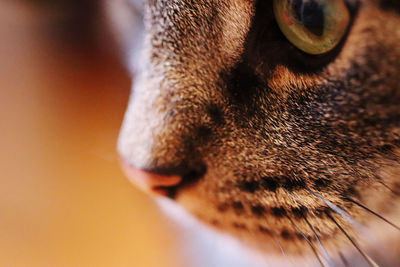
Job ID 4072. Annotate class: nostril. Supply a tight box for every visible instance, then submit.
[120,162,182,196]
[154,164,207,198]
[120,160,207,198]
[180,164,207,188]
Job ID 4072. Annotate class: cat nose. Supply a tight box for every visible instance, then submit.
[121,161,182,197]
[120,158,207,198]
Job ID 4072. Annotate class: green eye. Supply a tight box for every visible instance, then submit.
[273,0,350,55]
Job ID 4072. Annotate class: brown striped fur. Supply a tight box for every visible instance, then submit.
[118,0,400,265]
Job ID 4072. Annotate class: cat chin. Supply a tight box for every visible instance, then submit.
[156,196,400,267]
[155,198,319,267]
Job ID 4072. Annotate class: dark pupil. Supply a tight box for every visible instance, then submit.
[292,0,325,36]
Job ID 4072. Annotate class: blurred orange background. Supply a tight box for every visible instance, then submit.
[0,1,185,266]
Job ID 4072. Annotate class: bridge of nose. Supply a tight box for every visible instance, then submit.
[117,76,204,174]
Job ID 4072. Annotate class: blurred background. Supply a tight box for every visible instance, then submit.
[0,1,185,266]
[0,2,278,266]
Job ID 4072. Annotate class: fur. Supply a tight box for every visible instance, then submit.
[118,0,400,265]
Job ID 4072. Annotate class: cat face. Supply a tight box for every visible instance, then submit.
[118,0,400,261]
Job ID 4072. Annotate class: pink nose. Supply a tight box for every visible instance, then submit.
[121,162,182,196]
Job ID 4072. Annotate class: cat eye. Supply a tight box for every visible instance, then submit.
[273,0,350,55]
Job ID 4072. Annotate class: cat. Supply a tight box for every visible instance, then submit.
[116,0,400,266]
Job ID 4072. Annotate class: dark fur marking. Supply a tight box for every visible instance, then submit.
[281,229,294,240]
[238,179,260,193]
[217,203,229,212]
[232,201,244,213]
[296,233,304,240]
[295,232,313,241]
[251,205,266,217]
[344,186,360,199]
[314,178,332,190]
[233,222,247,230]
[222,61,266,120]
[211,219,220,226]
[291,206,309,219]
[271,207,287,218]
[262,177,280,192]
[315,207,331,218]
[196,125,212,140]
[258,225,272,234]
[378,144,394,153]
[283,177,307,191]
[206,103,225,125]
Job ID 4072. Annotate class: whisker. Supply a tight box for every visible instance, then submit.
[306,188,365,231]
[338,252,349,267]
[283,188,334,267]
[326,213,379,267]
[283,188,303,202]
[273,234,291,265]
[287,216,326,267]
[378,180,399,196]
[304,216,335,267]
[273,234,287,258]
[345,196,400,231]
[307,188,389,261]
